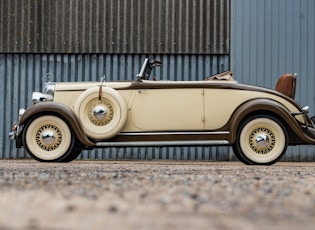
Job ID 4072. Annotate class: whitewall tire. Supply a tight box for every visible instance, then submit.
[23,115,75,162]
[233,115,288,165]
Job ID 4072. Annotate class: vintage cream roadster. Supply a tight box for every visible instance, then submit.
[9,58,315,165]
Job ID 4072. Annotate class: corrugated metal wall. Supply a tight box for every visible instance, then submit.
[231,0,315,161]
[0,0,229,54]
[0,54,231,160]
[4,0,314,162]
[0,0,232,160]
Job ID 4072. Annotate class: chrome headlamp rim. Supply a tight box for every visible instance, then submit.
[32,92,51,104]
[32,81,55,104]
[44,82,56,96]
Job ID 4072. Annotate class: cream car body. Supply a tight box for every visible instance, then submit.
[9,58,315,165]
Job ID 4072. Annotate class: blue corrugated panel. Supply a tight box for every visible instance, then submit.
[231,0,315,161]
[0,54,231,160]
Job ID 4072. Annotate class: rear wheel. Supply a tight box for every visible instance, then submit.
[233,115,288,165]
[232,145,250,164]
[23,115,79,162]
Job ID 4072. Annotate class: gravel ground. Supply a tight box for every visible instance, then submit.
[0,160,315,230]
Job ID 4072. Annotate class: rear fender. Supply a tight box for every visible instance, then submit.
[19,102,94,147]
[228,98,313,144]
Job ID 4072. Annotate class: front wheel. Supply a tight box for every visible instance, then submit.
[233,115,288,165]
[22,115,78,162]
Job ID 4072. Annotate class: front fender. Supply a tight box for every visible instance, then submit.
[20,102,94,147]
[228,98,314,144]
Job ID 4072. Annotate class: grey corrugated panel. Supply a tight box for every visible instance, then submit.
[78,146,231,161]
[1,53,230,160]
[231,0,315,161]
[0,0,229,54]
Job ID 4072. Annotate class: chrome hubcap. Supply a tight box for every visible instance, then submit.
[35,124,62,151]
[93,106,107,120]
[255,134,269,148]
[249,127,276,154]
[41,130,56,145]
[87,98,114,126]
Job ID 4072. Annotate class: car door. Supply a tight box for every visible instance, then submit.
[130,87,204,131]
[203,87,248,130]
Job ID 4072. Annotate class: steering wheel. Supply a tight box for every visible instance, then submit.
[137,59,162,81]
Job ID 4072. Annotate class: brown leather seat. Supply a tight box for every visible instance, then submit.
[275,73,296,99]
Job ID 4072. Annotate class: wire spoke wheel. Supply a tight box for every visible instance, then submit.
[233,115,288,165]
[23,115,75,162]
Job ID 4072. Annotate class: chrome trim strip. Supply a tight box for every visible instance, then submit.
[95,140,229,147]
[117,131,229,136]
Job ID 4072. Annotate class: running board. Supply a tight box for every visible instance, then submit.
[95,140,229,147]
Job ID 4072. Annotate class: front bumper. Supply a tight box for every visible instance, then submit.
[9,129,17,140]
[8,125,23,148]
[8,109,25,147]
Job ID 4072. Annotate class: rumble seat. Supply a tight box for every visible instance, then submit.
[275,73,296,99]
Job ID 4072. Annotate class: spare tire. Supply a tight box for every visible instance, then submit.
[74,86,127,140]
